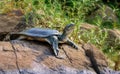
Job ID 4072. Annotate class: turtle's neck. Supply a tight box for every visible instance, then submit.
[60,31,68,41]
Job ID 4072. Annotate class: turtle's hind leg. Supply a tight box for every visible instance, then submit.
[16,36,27,40]
[10,34,26,40]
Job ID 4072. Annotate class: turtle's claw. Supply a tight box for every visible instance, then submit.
[54,50,64,59]
[55,54,64,59]
[56,56,64,59]
[56,50,59,56]
[53,49,59,56]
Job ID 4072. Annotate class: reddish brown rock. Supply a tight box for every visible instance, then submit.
[0,40,118,74]
[0,14,21,33]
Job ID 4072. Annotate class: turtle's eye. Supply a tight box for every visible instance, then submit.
[68,24,75,29]
[66,24,74,29]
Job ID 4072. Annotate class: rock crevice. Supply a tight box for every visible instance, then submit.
[10,42,21,74]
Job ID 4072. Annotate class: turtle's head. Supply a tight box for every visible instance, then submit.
[63,23,75,34]
[60,24,75,40]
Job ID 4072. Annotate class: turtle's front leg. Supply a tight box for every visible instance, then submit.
[66,39,78,49]
[47,36,59,57]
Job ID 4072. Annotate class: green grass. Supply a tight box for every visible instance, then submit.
[0,0,120,70]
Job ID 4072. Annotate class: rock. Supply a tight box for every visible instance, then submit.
[86,5,119,29]
[80,23,120,70]
[0,12,34,41]
[0,14,23,40]
[82,43,108,74]
[7,9,24,16]
[107,29,120,70]
[0,14,21,33]
[0,40,93,74]
[80,23,98,35]
[107,29,120,41]
[80,23,120,49]
[0,40,119,74]
[80,23,98,31]
[0,10,36,42]
[107,29,120,49]
[79,23,99,43]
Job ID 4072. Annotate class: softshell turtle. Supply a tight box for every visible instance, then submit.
[12,24,78,57]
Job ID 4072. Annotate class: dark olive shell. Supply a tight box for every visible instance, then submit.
[19,28,61,37]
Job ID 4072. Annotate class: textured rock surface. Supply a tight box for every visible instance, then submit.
[0,40,119,74]
[0,14,21,33]
[82,44,108,74]
[0,13,34,41]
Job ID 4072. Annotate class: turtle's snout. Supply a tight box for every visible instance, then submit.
[67,23,75,28]
[65,23,75,31]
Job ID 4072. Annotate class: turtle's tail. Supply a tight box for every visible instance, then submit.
[10,33,21,40]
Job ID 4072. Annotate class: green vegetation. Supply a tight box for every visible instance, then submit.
[0,0,120,70]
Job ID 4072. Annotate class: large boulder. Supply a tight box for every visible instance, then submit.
[0,40,119,74]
